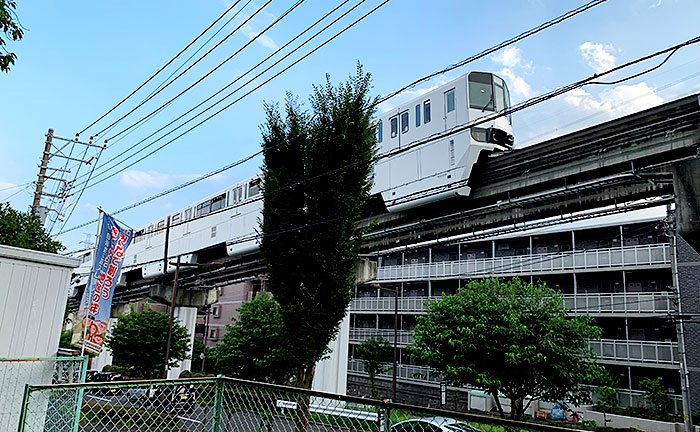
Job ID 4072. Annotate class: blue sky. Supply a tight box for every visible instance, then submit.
[1,0,699,251]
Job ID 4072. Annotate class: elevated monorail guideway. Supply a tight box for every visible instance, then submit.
[362,93,700,252]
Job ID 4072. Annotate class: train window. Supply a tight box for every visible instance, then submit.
[377,120,383,143]
[494,76,506,113]
[172,213,181,224]
[423,100,431,123]
[415,104,421,127]
[237,186,243,202]
[400,111,409,133]
[185,208,192,220]
[249,179,260,197]
[147,225,154,238]
[156,220,165,235]
[390,116,398,138]
[449,139,455,166]
[211,194,225,212]
[504,81,512,124]
[134,229,145,243]
[446,89,455,113]
[468,71,494,111]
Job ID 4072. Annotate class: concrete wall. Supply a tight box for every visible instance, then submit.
[167,306,198,379]
[0,244,79,357]
[676,235,700,413]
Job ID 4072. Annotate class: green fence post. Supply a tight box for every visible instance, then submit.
[384,405,392,432]
[71,356,88,432]
[212,375,224,432]
[16,384,31,432]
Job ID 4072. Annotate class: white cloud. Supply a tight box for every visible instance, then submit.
[242,23,278,51]
[492,46,522,68]
[563,83,663,117]
[0,180,18,190]
[500,68,534,100]
[579,42,616,73]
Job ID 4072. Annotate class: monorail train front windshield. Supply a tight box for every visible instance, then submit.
[468,72,511,123]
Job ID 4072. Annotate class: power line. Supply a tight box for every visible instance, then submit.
[78,0,245,135]
[374,0,609,105]
[90,0,276,138]
[67,0,389,194]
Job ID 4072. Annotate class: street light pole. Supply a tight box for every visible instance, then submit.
[201,304,210,373]
[163,258,224,379]
[372,283,398,401]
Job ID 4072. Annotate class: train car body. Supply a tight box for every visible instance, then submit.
[74,72,512,281]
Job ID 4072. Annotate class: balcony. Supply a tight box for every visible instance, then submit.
[347,359,683,413]
[376,243,671,282]
[591,339,679,367]
[349,330,678,368]
[350,292,674,317]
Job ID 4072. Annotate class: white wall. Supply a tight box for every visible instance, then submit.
[167,306,198,379]
[0,245,79,357]
[312,312,350,395]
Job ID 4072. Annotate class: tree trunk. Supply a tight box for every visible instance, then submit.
[491,389,505,419]
[294,362,317,432]
[510,397,524,420]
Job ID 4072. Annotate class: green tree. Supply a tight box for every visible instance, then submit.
[640,378,671,414]
[356,337,392,399]
[105,309,190,379]
[0,202,63,253]
[210,292,288,383]
[411,277,603,420]
[0,0,23,72]
[260,64,377,390]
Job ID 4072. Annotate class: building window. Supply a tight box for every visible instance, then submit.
[446,89,455,113]
[212,306,220,318]
[415,104,421,127]
[390,116,398,138]
[423,100,431,123]
[377,120,383,143]
[209,328,217,339]
[401,111,409,134]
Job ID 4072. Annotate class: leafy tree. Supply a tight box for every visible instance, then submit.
[105,309,190,379]
[356,337,392,399]
[0,202,63,253]
[59,329,73,349]
[0,0,23,72]
[210,292,288,383]
[411,277,603,420]
[640,378,671,414]
[260,64,377,390]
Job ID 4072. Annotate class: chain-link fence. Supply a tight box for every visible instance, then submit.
[17,376,574,432]
[0,356,88,431]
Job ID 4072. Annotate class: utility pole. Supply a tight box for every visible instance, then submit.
[30,128,105,224]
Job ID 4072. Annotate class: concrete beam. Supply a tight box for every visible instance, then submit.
[673,157,700,252]
[149,284,219,308]
[355,259,377,284]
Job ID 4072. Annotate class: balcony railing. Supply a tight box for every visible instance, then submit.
[351,292,674,316]
[347,359,682,414]
[349,330,678,367]
[591,339,679,366]
[377,243,670,281]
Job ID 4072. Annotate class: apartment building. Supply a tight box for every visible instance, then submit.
[347,207,700,413]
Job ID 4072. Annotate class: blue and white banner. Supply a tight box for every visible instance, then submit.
[72,213,133,354]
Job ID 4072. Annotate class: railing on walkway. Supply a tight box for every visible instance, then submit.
[0,356,87,431]
[590,339,679,366]
[376,243,671,281]
[16,376,569,432]
[348,360,683,415]
[350,292,674,316]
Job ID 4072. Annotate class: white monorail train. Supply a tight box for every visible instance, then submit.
[73,72,513,282]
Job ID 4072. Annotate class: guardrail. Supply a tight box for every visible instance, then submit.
[350,292,674,316]
[376,244,671,281]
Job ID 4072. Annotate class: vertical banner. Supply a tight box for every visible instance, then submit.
[72,213,133,354]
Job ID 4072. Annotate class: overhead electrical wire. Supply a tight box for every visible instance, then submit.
[57,32,700,236]
[65,0,389,194]
[90,0,280,139]
[78,0,245,135]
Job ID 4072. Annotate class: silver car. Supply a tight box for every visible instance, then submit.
[392,417,481,432]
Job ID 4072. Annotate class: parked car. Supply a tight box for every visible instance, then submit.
[85,370,123,395]
[392,417,481,432]
[170,384,197,413]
